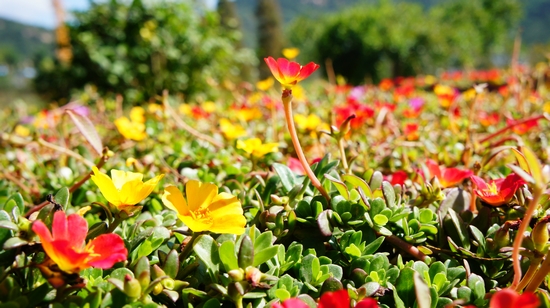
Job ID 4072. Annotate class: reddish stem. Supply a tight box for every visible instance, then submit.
[478,115,545,144]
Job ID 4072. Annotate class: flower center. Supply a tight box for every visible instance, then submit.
[481,182,499,196]
[191,207,213,224]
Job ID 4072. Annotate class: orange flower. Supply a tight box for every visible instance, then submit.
[32,211,127,274]
[489,288,539,308]
[426,159,472,188]
[470,174,525,206]
[264,57,319,89]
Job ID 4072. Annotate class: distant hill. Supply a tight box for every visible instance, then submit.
[0,18,54,65]
[234,0,550,48]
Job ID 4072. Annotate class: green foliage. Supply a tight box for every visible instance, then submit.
[288,0,521,83]
[34,0,256,102]
[256,0,285,79]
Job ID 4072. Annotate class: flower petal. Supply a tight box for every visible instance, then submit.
[355,298,379,308]
[470,175,489,190]
[51,210,69,241]
[264,57,285,84]
[318,290,350,308]
[110,169,143,190]
[277,58,301,79]
[179,215,213,232]
[91,166,122,206]
[50,240,90,273]
[489,288,519,308]
[185,180,218,212]
[87,233,128,268]
[296,62,320,81]
[162,185,189,216]
[209,214,247,234]
[66,213,88,248]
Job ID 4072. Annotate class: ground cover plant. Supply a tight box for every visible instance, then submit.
[1,56,550,308]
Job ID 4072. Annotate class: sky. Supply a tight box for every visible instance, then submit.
[0,0,90,28]
[0,0,217,29]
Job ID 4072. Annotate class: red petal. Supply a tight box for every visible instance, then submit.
[426,159,442,180]
[297,62,320,81]
[278,298,309,308]
[470,175,489,190]
[264,57,281,79]
[490,288,519,308]
[52,211,69,241]
[277,58,301,79]
[355,298,379,308]
[318,290,350,308]
[441,168,473,188]
[516,292,540,308]
[50,240,90,273]
[87,233,128,268]
[32,220,53,243]
[67,213,88,248]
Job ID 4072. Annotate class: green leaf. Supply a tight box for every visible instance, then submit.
[373,214,389,226]
[382,181,395,207]
[54,187,70,211]
[238,235,254,269]
[324,174,350,200]
[254,231,273,252]
[219,241,239,272]
[193,235,220,275]
[254,245,279,267]
[363,236,385,255]
[414,271,431,308]
[341,174,373,199]
[66,109,104,156]
[273,163,297,193]
[396,267,416,308]
[3,193,24,214]
[163,250,179,279]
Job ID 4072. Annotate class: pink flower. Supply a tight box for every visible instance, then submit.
[272,298,308,308]
[264,57,319,89]
[426,159,473,188]
[470,174,525,206]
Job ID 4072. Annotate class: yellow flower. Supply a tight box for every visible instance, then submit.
[282,47,300,60]
[235,107,262,122]
[292,84,306,101]
[130,106,146,123]
[179,104,192,116]
[91,166,164,213]
[148,103,163,114]
[294,114,322,131]
[202,101,217,113]
[256,77,274,91]
[114,116,147,141]
[161,180,246,234]
[544,102,550,113]
[220,118,246,140]
[14,125,30,137]
[236,138,279,158]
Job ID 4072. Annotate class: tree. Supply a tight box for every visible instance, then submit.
[34,0,256,102]
[256,0,285,79]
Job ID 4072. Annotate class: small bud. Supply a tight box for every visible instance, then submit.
[494,223,511,249]
[532,219,549,252]
[123,275,142,298]
[245,267,262,286]
[228,268,244,282]
[152,282,163,295]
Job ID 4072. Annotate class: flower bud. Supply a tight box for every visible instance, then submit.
[228,268,244,282]
[532,220,549,252]
[123,274,142,299]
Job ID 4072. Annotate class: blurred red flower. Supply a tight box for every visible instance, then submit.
[470,174,525,206]
[264,57,319,89]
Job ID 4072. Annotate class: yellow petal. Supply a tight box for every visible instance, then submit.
[161,185,189,216]
[111,170,143,190]
[185,180,218,212]
[210,214,246,234]
[208,193,243,217]
[91,167,122,206]
[178,215,213,232]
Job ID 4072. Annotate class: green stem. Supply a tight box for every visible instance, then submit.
[107,214,123,233]
[179,232,200,263]
[516,257,542,291]
[282,91,330,202]
[511,187,544,290]
[338,137,350,174]
[525,250,550,292]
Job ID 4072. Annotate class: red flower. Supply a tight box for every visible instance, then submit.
[288,157,305,175]
[32,211,127,274]
[385,170,408,186]
[334,100,375,130]
[318,290,379,308]
[426,159,473,188]
[489,288,540,308]
[470,174,526,206]
[404,123,419,141]
[355,298,379,308]
[264,57,319,89]
[479,112,500,127]
[506,118,539,135]
[271,298,308,308]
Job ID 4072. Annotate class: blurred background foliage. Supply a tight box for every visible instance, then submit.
[1,0,550,104]
[33,0,256,103]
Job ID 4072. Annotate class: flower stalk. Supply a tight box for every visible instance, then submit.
[282,90,330,201]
